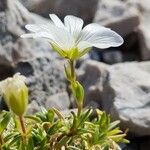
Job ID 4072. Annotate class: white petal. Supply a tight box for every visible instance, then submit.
[22,23,75,51]
[77,41,92,51]
[64,15,84,40]
[79,23,124,49]
[25,24,42,32]
[49,14,65,28]
[49,26,75,51]
[25,24,54,33]
[20,32,52,39]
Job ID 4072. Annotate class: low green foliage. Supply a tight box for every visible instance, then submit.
[0,108,129,150]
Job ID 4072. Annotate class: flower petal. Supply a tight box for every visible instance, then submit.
[64,15,84,40]
[21,33,52,39]
[22,23,75,51]
[25,24,54,33]
[79,23,124,49]
[49,14,65,28]
[47,25,75,51]
[77,41,92,51]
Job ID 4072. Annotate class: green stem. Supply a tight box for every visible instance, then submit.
[19,116,26,134]
[0,134,3,147]
[68,59,83,116]
[69,59,75,81]
[77,103,82,117]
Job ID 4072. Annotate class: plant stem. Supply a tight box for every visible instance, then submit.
[69,59,75,81]
[19,116,26,134]
[68,59,83,116]
[0,134,3,147]
[77,103,82,117]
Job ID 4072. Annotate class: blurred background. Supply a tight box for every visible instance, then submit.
[0,0,150,149]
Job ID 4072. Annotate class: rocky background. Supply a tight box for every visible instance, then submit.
[0,0,150,149]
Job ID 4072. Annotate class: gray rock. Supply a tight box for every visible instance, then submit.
[0,0,68,113]
[137,11,150,60]
[27,100,41,114]
[102,50,123,64]
[0,0,54,71]
[127,0,150,60]
[45,92,70,110]
[20,0,98,23]
[102,61,150,136]
[15,56,67,109]
[77,60,109,107]
[94,0,140,37]
[78,60,150,136]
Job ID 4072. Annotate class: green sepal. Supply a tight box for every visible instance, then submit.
[78,47,92,58]
[50,43,67,58]
[67,48,79,60]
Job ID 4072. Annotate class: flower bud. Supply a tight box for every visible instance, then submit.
[0,73,28,116]
[71,81,84,106]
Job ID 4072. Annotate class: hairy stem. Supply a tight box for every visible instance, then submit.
[0,134,3,147]
[69,59,75,81]
[77,103,82,117]
[68,59,83,116]
[19,116,26,134]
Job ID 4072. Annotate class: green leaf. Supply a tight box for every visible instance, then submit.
[71,81,84,105]
[46,109,55,123]
[107,128,122,136]
[27,137,34,150]
[7,134,21,147]
[0,112,11,134]
[70,111,78,131]
[108,121,120,131]
[25,115,41,123]
[47,121,62,135]
[78,109,92,127]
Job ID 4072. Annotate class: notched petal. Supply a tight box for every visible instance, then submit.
[49,14,65,28]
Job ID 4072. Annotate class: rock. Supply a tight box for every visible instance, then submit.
[27,100,41,114]
[45,92,70,110]
[102,61,150,136]
[0,0,54,71]
[20,0,98,23]
[19,0,56,18]
[0,0,68,113]
[78,60,150,136]
[137,27,150,60]
[94,0,140,37]
[77,60,109,107]
[102,50,123,64]
[15,56,67,111]
[127,0,150,60]
[137,3,150,60]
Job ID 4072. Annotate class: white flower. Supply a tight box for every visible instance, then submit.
[0,73,28,116]
[21,14,123,59]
